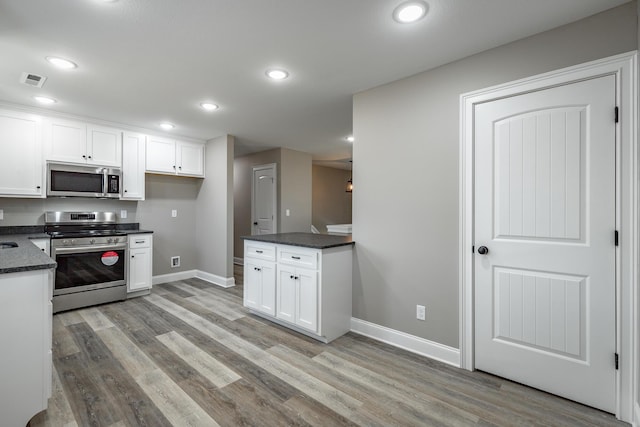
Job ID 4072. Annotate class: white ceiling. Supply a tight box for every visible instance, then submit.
[0,0,629,162]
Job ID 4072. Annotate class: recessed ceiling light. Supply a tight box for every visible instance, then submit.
[46,56,77,70]
[200,102,219,111]
[345,136,355,143]
[393,1,428,23]
[33,96,57,105]
[160,122,174,130]
[266,69,289,80]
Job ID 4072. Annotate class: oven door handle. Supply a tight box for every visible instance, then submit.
[54,244,127,255]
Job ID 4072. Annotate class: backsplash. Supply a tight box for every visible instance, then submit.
[0,198,138,226]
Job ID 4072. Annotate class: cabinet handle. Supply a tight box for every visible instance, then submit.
[256,250,263,254]
[290,275,294,279]
[135,240,144,244]
[131,255,135,258]
[179,166,182,170]
[88,155,92,159]
[36,186,41,190]
[291,256,301,260]
[173,165,176,169]
[295,276,299,280]
[82,155,86,159]
[124,189,128,193]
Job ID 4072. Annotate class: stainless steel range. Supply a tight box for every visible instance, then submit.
[45,211,128,313]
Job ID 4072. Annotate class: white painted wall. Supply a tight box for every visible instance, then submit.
[352,2,637,348]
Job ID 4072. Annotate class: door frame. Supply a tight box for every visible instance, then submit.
[459,51,637,422]
[251,163,278,235]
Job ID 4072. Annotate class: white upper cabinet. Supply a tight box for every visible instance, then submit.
[44,119,122,167]
[121,131,146,200]
[87,125,122,167]
[0,109,44,197]
[146,137,205,177]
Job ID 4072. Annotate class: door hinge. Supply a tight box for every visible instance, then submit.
[472,245,475,254]
[614,230,619,246]
[615,106,619,123]
[615,353,619,370]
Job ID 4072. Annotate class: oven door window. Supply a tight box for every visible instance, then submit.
[50,170,104,193]
[55,249,125,290]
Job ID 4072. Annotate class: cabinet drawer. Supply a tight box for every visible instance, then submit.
[129,234,151,249]
[245,243,276,261]
[278,247,319,270]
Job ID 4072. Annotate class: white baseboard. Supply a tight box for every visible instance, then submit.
[350,317,460,367]
[196,270,235,288]
[233,257,244,265]
[152,269,235,288]
[152,269,198,285]
[633,402,640,427]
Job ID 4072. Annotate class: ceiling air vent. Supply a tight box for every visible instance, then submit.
[20,72,47,88]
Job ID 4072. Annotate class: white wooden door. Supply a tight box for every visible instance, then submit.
[128,247,151,292]
[176,141,204,177]
[0,110,43,197]
[87,125,122,167]
[474,75,616,412]
[252,164,277,235]
[244,259,276,316]
[44,118,87,163]
[146,136,176,174]
[276,266,296,323]
[121,131,146,200]
[296,268,318,332]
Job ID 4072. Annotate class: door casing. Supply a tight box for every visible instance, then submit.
[459,51,637,423]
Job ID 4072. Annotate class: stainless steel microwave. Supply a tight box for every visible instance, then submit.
[47,163,121,198]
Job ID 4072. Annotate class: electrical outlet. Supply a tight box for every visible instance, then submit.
[171,256,180,268]
[286,209,291,217]
[171,209,177,218]
[416,305,426,321]
[120,210,127,219]
[0,209,3,221]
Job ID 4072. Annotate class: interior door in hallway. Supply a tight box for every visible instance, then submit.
[252,163,277,235]
[474,75,616,412]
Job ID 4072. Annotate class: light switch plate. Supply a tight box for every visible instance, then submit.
[120,210,127,219]
[286,209,290,217]
[171,209,177,218]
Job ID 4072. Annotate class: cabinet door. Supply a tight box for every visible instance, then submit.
[146,136,176,174]
[0,110,44,197]
[44,118,87,163]
[244,259,276,315]
[296,268,318,332]
[176,141,204,177]
[121,132,146,200]
[87,125,122,167]
[276,266,296,323]
[128,247,152,292]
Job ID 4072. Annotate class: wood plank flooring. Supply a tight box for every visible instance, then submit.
[30,265,627,426]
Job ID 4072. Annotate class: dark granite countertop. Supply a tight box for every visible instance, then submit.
[0,234,56,274]
[242,232,354,249]
[125,229,153,235]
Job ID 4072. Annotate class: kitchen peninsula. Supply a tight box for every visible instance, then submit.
[242,232,354,343]
[0,231,56,427]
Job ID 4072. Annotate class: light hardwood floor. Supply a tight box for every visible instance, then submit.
[30,265,628,426]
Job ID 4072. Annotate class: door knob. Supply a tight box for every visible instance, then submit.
[253,222,258,225]
[477,246,489,255]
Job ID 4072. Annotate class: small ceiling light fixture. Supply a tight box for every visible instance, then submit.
[345,135,355,143]
[160,122,175,130]
[393,0,428,23]
[200,102,219,111]
[45,56,77,70]
[266,69,289,80]
[33,96,57,105]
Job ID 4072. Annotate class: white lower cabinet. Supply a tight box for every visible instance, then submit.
[128,234,153,294]
[0,269,53,427]
[244,239,352,342]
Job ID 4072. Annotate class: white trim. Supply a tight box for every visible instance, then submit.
[233,257,244,265]
[195,270,235,288]
[459,51,637,423]
[634,402,640,427]
[152,269,235,288]
[152,269,198,285]
[251,163,278,235]
[350,317,460,367]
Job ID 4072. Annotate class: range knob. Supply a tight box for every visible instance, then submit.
[71,239,77,245]
[107,238,113,243]
[113,237,119,243]
[62,239,69,245]
[90,238,96,244]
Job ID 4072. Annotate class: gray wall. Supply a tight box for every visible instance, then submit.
[0,198,138,226]
[352,2,637,348]
[233,148,281,259]
[312,165,352,233]
[195,135,234,279]
[137,174,200,276]
[233,147,312,259]
[280,148,312,233]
